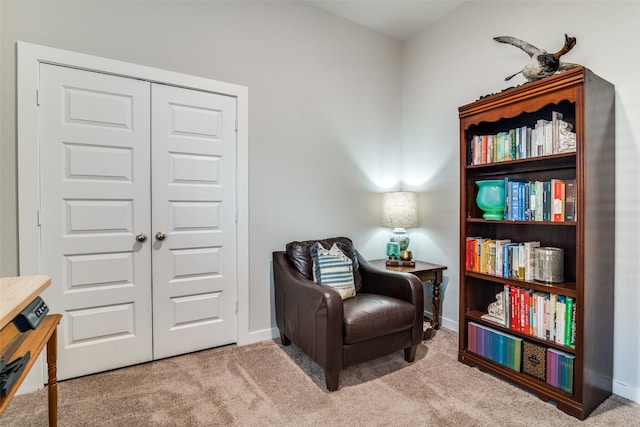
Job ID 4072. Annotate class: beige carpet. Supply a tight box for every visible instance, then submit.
[1,328,638,426]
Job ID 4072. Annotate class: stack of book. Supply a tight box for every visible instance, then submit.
[502,177,576,222]
[385,259,415,267]
[465,237,543,281]
[467,322,522,372]
[481,285,576,348]
[468,110,576,165]
[547,348,575,393]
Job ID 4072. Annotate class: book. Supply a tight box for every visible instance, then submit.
[488,240,497,275]
[564,179,577,221]
[523,241,541,281]
[502,243,518,278]
[487,134,495,163]
[468,322,522,372]
[544,120,553,155]
[570,301,576,348]
[564,297,574,346]
[479,239,494,274]
[504,178,525,220]
[494,239,511,277]
[547,348,575,393]
[551,179,565,222]
[508,128,516,160]
[503,285,511,329]
[551,111,563,154]
[385,259,416,267]
[465,236,483,271]
[543,181,552,221]
[555,295,566,345]
[535,119,547,156]
[534,181,544,221]
[496,131,508,162]
[547,293,557,341]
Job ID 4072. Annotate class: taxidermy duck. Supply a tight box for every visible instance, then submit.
[494,34,578,82]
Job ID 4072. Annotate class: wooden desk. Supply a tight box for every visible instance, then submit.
[0,276,61,426]
[370,260,447,339]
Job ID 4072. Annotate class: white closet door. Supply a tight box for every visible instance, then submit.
[151,84,238,359]
[38,64,153,379]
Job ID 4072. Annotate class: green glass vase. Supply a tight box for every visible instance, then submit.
[476,179,505,220]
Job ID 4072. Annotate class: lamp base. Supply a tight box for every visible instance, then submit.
[390,228,410,251]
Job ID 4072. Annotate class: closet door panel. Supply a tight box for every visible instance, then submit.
[151,84,238,359]
[38,64,153,380]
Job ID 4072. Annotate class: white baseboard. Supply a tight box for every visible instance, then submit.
[238,327,278,346]
[613,380,640,403]
[425,310,458,333]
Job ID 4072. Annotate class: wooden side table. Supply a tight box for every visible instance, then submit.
[369,260,447,339]
[0,276,61,426]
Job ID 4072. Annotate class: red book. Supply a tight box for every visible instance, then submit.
[551,179,565,222]
[524,291,529,334]
[519,288,526,333]
[509,286,520,331]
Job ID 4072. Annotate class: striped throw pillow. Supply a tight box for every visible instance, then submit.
[310,242,356,300]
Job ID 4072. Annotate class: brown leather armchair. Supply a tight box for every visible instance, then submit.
[273,237,424,391]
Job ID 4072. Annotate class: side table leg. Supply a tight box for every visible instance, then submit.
[432,281,441,330]
[47,328,58,427]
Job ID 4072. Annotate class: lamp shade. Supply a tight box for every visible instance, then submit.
[382,191,418,228]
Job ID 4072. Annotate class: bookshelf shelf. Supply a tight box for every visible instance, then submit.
[466,218,577,226]
[458,67,615,420]
[465,310,576,353]
[465,271,577,295]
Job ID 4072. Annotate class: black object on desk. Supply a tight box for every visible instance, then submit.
[12,297,49,332]
[0,351,31,397]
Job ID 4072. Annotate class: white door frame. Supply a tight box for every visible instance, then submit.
[17,42,250,387]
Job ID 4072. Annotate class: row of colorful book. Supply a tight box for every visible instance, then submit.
[467,322,522,372]
[468,111,576,165]
[491,285,576,348]
[547,348,575,393]
[502,177,576,222]
[468,322,575,393]
[465,237,543,281]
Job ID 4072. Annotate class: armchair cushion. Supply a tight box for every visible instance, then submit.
[286,237,363,292]
[342,293,416,344]
[310,242,356,300]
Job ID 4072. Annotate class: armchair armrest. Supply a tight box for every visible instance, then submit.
[273,251,344,373]
[358,255,425,344]
[358,255,424,308]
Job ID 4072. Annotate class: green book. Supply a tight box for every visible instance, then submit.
[565,297,573,346]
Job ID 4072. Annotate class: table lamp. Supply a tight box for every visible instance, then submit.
[382,191,418,255]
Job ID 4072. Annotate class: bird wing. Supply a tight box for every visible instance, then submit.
[494,36,544,57]
[558,62,580,71]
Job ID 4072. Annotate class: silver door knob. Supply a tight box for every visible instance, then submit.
[136,233,148,242]
[155,231,167,241]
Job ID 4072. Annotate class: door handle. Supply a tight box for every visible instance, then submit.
[155,231,167,241]
[136,233,148,242]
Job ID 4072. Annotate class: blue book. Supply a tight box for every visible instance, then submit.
[502,243,518,277]
[543,181,552,221]
[518,181,526,220]
[511,181,520,221]
[504,178,525,220]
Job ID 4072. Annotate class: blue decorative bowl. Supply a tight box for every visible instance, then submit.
[476,179,505,220]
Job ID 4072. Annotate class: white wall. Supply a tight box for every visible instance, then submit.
[403,0,640,403]
[0,1,401,341]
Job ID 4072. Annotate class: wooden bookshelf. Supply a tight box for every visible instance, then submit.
[458,67,615,420]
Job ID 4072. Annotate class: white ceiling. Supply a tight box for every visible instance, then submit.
[303,0,466,41]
